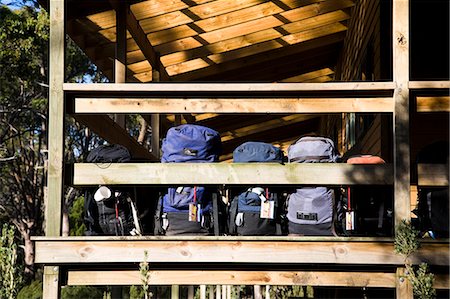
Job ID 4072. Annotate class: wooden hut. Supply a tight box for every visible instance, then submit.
[33,0,449,297]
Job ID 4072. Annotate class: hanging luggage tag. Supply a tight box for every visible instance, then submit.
[345,187,355,230]
[346,211,355,231]
[260,188,275,219]
[188,186,199,222]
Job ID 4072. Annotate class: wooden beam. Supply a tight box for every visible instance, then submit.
[109,0,170,81]
[72,163,393,185]
[409,81,450,89]
[417,164,449,186]
[64,82,396,93]
[74,97,394,113]
[33,239,449,265]
[67,270,397,287]
[73,115,157,161]
[416,96,450,112]
[46,0,65,237]
[171,32,346,81]
[393,0,411,225]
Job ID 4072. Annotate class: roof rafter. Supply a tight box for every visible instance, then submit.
[108,0,171,81]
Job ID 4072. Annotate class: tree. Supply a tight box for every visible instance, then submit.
[0,5,105,278]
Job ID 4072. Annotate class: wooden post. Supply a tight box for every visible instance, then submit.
[254,285,262,299]
[151,56,161,159]
[46,0,64,238]
[188,286,194,299]
[393,0,411,226]
[216,285,221,299]
[200,285,206,299]
[396,267,413,299]
[171,285,180,299]
[45,0,65,297]
[114,0,126,128]
[43,266,60,299]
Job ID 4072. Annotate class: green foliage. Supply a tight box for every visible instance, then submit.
[130,285,145,299]
[269,285,313,298]
[406,263,436,299]
[0,224,22,299]
[395,220,436,298]
[69,195,86,236]
[138,250,151,299]
[394,220,420,258]
[17,279,42,299]
[61,286,104,299]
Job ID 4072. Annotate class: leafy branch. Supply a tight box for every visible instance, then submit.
[395,220,436,299]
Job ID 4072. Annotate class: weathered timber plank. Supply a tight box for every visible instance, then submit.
[33,240,449,265]
[67,270,397,287]
[43,266,60,299]
[409,81,450,89]
[417,164,449,186]
[416,96,450,112]
[74,97,394,113]
[72,163,393,185]
[393,0,410,225]
[63,82,396,92]
[434,274,450,289]
[46,0,65,237]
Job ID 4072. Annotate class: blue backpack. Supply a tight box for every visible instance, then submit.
[162,186,212,213]
[229,142,284,236]
[233,141,284,163]
[161,124,222,163]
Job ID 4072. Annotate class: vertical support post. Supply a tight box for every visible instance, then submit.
[188,286,194,299]
[396,267,413,299]
[393,0,411,226]
[171,285,180,299]
[216,285,221,299]
[45,0,65,296]
[151,57,161,159]
[46,0,64,238]
[199,285,207,299]
[43,266,60,299]
[114,0,127,127]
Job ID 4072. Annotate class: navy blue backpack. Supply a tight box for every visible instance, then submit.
[161,124,221,163]
[155,124,223,236]
[155,186,215,236]
[228,142,284,236]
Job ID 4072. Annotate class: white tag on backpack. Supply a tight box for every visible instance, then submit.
[188,204,198,222]
[346,211,355,231]
[176,186,184,193]
[260,200,274,219]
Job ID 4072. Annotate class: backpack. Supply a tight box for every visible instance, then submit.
[286,136,339,236]
[287,136,340,163]
[154,186,221,236]
[228,142,284,236]
[156,124,224,235]
[86,144,131,163]
[414,141,449,238]
[341,155,393,236]
[84,144,141,236]
[84,187,141,236]
[161,124,222,163]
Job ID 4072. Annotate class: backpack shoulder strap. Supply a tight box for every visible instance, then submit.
[228,195,239,235]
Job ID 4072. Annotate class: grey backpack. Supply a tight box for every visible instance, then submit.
[286,136,339,235]
[287,136,339,163]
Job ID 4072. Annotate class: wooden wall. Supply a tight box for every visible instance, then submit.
[335,0,381,81]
